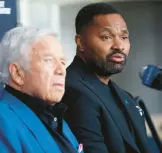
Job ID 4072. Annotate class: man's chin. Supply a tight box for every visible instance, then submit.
[109,63,125,73]
[47,98,61,105]
[96,67,124,77]
[46,94,64,105]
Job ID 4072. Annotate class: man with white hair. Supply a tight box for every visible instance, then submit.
[0,27,83,153]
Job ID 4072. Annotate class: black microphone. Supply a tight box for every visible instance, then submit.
[139,65,162,91]
[136,97,162,152]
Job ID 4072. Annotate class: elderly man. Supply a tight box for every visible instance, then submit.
[0,27,83,153]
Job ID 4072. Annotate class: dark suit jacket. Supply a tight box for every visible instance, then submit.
[62,56,153,153]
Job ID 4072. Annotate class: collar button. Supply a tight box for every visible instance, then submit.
[54,117,57,122]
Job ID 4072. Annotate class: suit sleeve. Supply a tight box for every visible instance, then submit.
[62,86,109,153]
[0,111,22,153]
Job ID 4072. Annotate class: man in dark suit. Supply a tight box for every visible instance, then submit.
[62,2,153,153]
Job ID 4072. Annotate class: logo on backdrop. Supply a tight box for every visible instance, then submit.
[0,1,11,15]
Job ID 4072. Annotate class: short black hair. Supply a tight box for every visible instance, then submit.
[75,2,120,34]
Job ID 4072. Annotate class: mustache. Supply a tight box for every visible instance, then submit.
[107,50,127,59]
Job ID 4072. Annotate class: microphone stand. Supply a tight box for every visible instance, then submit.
[136,97,162,152]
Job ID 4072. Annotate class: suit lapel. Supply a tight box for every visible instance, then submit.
[110,82,153,153]
[109,81,145,132]
[3,90,61,153]
[63,121,78,151]
[84,78,139,152]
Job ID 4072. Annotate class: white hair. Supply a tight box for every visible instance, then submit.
[0,26,56,84]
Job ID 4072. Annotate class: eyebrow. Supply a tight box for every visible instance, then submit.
[121,29,129,35]
[59,57,66,62]
[43,54,66,61]
[100,27,129,35]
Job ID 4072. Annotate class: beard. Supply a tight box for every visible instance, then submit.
[86,50,127,77]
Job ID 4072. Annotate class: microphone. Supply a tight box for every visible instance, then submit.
[139,65,162,90]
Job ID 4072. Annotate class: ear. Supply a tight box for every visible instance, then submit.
[9,63,25,86]
[75,34,84,52]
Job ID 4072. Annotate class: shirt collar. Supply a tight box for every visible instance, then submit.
[5,85,67,119]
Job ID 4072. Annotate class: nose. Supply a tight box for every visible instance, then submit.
[111,38,124,52]
[54,61,66,76]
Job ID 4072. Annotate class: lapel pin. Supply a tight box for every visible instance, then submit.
[136,105,144,116]
[124,100,129,104]
[78,143,83,153]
